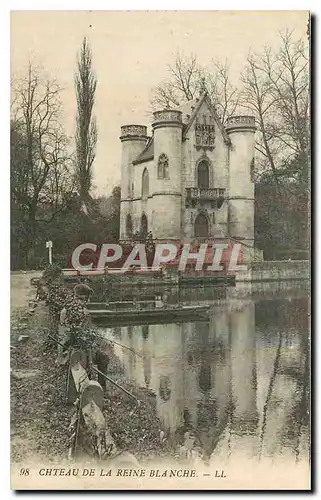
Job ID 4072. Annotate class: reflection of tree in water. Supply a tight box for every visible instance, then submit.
[197,399,217,429]
[259,299,310,461]
[282,332,310,462]
[142,325,151,387]
[113,326,121,339]
[256,298,308,332]
[259,330,282,458]
[198,401,217,462]
[126,326,135,376]
[197,322,212,394]
[231,365,258,437]
[199,364,212,393]
[159,376,171,401]
[142,325,149,340]
[195,321,227,460]
[187,353,194,366]
[196,397,234,462]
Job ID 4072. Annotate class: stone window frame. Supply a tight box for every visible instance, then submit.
[140,212,148,237]
[141,167,149,199]
[195,155,213,189]
[157,153,169,180]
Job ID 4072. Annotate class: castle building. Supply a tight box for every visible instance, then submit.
[119,88,256,247]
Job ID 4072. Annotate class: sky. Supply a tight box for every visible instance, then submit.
[10,10,309,196]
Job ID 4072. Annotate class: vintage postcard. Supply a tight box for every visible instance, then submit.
[10,10,311,491]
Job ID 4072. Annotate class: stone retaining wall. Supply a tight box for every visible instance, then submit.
[235,260,309,282]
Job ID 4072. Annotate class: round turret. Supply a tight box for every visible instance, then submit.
[152,110,183,130]
[226,116,256,248]
[119,124,148,240]
[225,115,256,135]
[151,109,183,240]
[120,124,148,142]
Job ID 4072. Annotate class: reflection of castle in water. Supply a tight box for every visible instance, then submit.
[106,296,309,462]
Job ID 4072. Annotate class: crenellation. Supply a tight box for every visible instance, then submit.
[120,125,148,140]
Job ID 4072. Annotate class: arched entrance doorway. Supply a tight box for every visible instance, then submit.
[140,213,148,239]
[194,213,209,238]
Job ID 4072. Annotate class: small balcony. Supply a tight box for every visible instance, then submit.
[185,187,225,208]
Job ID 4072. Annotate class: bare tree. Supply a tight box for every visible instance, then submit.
[150,53,241,123]
[74,37,97,206]
[11,63,75,242]
[151,53,200,109]
[241,30,309,187]
[240,53,280,186]
[208,59,241,123]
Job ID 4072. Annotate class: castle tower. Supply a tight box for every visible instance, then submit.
[119,125,148,240]
[226,116,256,248]
[151,110,183,240]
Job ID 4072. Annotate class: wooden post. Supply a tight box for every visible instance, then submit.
[46,240,53,265]
[67,349,89,404]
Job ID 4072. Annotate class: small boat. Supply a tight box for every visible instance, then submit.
[87,302,210,325]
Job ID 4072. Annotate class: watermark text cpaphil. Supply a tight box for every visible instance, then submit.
[70,242,247,273]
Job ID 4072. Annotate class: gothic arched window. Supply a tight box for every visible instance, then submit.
[197,160,210,189]
[194,213,209,238]
[126,214,133,238]
[142,168,149,199]
[157,153,169,179]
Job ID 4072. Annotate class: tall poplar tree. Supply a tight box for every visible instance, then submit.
[74,37,97,209]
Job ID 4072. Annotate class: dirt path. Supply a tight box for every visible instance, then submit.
[11,271,72,464]
[11,271,41,316]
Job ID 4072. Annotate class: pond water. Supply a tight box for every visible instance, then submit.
[97,284,310,465]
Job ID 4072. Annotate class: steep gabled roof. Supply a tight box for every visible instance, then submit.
[132,136,154,165]
[132,92,230,166]
[181,92,231,145]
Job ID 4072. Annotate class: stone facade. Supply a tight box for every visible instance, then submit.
[119,91,256,246]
